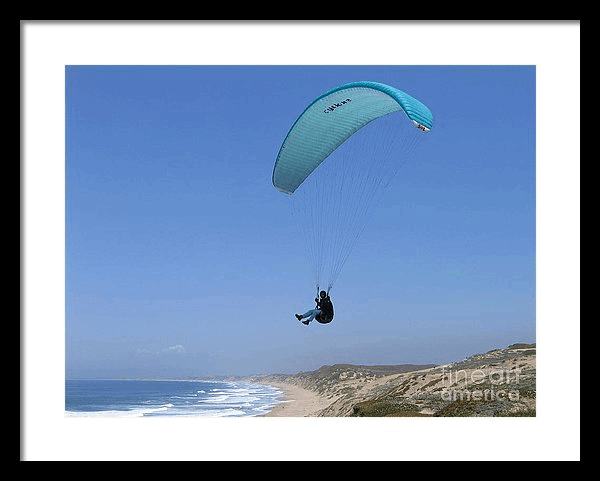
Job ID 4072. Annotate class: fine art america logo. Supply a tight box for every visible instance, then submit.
[440,366,522,402]
[323,98,352,113]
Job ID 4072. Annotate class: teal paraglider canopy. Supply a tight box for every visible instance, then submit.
[272,81,433,195]
[272,81,433,292]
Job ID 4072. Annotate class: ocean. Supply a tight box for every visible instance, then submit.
[65,379,285,417]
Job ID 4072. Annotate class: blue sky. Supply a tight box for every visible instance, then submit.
[65,65,536,378]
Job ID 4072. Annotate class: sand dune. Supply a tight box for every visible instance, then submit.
[255,343,536,417]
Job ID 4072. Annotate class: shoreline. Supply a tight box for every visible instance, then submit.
[262,381,331,417]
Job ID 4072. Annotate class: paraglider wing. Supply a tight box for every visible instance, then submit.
[272,81,433,195]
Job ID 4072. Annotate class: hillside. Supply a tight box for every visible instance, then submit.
[256,343,536,417]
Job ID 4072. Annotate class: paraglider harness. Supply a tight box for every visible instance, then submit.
[314,287,334,324]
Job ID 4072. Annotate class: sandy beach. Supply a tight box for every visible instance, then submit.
[263,382,331,417]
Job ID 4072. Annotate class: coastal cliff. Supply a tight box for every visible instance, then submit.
[255,343,536,417]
